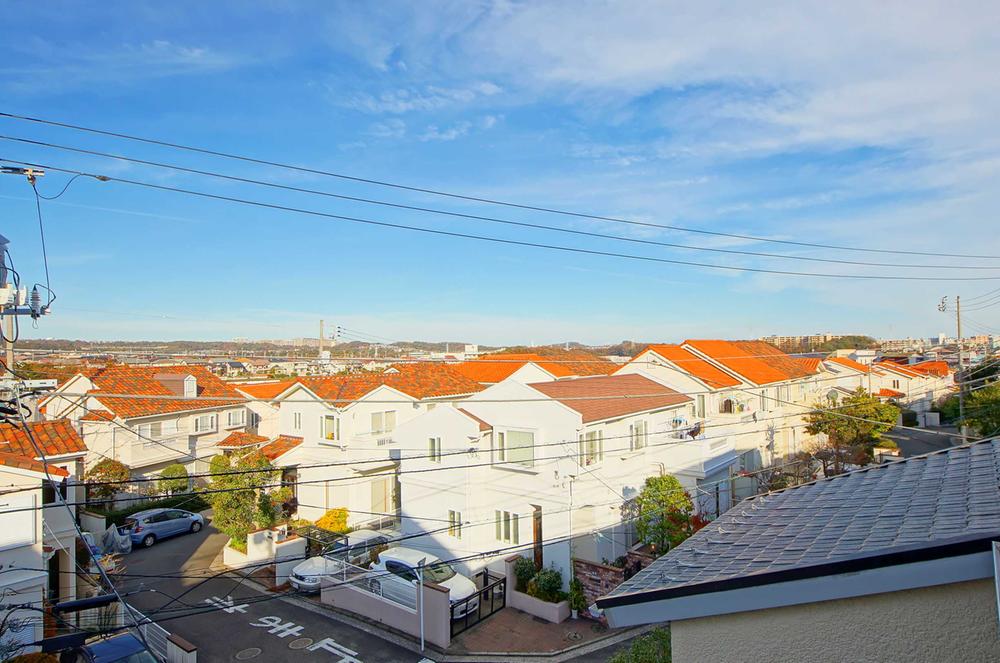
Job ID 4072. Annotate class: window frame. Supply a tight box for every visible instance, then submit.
[448,510,462,539]
[579,429,604,466]
[193,414,216,434]
[428,437,442,463]
[322,415,340,442]
[629,419,647,451]
[503,429,536,467]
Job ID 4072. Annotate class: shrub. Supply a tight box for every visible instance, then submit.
[316,507,350,533]
[609,626,671,663]
[569,578,587,611]
[85,458,130,501]
[527,565,564,603]
[158,463,189,494]
[255,490,277,529]
[208,454,231,481]
[876,439,898,450]
[513,556,536,592]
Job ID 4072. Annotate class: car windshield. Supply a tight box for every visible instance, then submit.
[423,561,456,583]
[324,541,348,556]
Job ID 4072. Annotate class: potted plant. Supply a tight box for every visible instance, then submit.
[569,578,586,619]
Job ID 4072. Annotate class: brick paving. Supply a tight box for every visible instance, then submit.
[448,607,610,654]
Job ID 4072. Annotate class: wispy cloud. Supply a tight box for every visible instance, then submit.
[342,81,502,114]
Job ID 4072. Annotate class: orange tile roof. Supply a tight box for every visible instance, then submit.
[234,380,297,399]
[875,361,923,378]
[879,388,905,398]
[825,357,872,374]
[80,409,116,422]
[529,374,691,423]
[908,360,951,377]
[637,344,741,389]
[0,419,87,458]
[283,364,485,405]
[83,365,245,419]
[457,408,492,431]
[0,450,67,477]
[218,431,269,448]
[258,435,303,462]
[684,340,813,385]
[794,357,822,372]
[457,350,617,383]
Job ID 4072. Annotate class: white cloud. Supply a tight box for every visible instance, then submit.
[369,118,407,138]
[419,121,472,141]
[342,82,503,114]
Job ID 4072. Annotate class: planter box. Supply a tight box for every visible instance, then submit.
[508,588,570,624]
[223,545,250,569]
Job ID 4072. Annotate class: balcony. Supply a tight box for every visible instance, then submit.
[122,435,190,468]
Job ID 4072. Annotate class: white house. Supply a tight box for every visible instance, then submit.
[265,364,485,527]
[392,373,738,587]
[42,365,250,478]
[0,423,85,656]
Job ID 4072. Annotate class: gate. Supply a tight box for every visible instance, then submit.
[450,568,505,637]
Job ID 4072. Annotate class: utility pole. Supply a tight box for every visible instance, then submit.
[319,319,324,356]
[956,295,966,437]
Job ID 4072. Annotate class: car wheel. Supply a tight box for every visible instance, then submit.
[190,521,202,533]
[141,534,156,548]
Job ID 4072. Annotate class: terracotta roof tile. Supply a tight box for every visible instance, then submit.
[794,357,822,372]
[234,380,297,399]
[825,357,872,374]
[529,374,691,423]
[0,450,67,477]
[258,435,303,462]
[684,340,814,385]
[281,364,485,405]
[636,344,741,389]
[879,388,905,398]
[80,410,115,422]
[0,419,87,458]
[908,360,951,377]
[218,431,269,448]
[457,408,492,431]
[82,365,245,419]
[875,361,923,378]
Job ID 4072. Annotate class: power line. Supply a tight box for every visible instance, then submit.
[8,157,1000,283]
[5,134,999,272]
[2,110,998,260]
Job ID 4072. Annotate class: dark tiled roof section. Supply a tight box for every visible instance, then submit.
[528,374,691,423]
[605,439,1000,600]
[0,419,87,458]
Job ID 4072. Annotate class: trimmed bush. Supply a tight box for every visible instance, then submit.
[85,458,130,501]
[527,565,565,603]
[513,555,536,592]
[316,507,350,533]
[609,626,671,663]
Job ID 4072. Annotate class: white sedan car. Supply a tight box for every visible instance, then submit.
[289,529,390,594]
[367,546,479,618]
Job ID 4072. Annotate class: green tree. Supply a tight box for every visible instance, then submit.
[85,458,130,501]
[209,450,278,551]
[158,463,189,494]
[635,475,703,554]
[964,384,1000,437]
[609,626,671,663]
[806,387,899,475]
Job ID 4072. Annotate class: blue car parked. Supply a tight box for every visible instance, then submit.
[66,633,159,662]
[122,508,204,548]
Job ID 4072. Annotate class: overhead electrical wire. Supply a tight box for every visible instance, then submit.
[10,158,1000,282]
[2,110,999,260]
[3,134,997,272]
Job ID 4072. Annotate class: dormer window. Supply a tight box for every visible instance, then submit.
[183,375,197,398]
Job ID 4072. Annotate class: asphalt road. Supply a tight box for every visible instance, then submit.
[884,424,961,457]
[115,513,426,663]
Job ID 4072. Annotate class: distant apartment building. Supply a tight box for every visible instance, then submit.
[42,365,250,478]
[878,337,927,352]
[758,333,857,350]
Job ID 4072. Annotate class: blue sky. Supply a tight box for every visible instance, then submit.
[2,1,1000,344]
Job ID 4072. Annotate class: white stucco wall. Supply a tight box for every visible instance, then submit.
[671,578,1000,663]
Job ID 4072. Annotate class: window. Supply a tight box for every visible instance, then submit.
[371,410,397,434]
[759,391,767,411]
[226,409,246,427]
[428,437,442,463]
[293,412,302,431]
[194,414,216,433]
[629,420,647,451]
[580,430,603,466]
[448,510,462,539]
[892,379,900,389]
[386,561,418,582]
[506,430,535,467]
[138,420,179,442]
[495,431,506,462]
[322,415,340,441]
[495,510,519,544]
[696,394,706,418]
[719,398,735,414]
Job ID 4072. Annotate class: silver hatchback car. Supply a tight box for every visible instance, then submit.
[123,508,205,548]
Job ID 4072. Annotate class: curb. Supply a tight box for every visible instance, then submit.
[233,571,644,662]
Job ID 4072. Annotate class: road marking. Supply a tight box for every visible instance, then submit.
[249,615,306,638]
[203,594,249,613]
[247,614,364,660]
[308,637,362,662]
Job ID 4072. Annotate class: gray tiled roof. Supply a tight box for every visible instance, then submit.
[606,438,1000,599]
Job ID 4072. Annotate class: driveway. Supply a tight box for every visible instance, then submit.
[116,513,426,663]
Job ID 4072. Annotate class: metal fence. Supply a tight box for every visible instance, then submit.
[450,569,506,637]
[124,604,170,661]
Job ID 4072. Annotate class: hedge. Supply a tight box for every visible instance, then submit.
[95,493,211,527]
